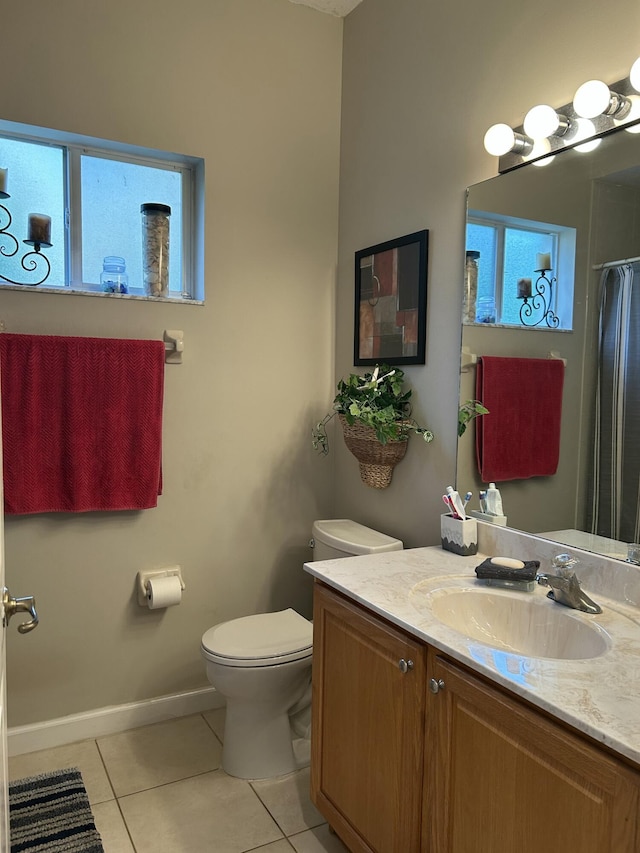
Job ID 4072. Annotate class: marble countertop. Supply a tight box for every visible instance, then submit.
[304,545,640,768]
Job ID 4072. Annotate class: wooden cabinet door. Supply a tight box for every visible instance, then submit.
[311,583,427,853]
[426,653,639,853]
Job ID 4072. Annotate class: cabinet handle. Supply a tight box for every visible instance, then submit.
[429,677,445,694]
[398,658,414,673]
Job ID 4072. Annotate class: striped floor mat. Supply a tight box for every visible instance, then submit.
[9,767,104,852]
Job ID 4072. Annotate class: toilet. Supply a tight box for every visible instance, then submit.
[200,519,403,780]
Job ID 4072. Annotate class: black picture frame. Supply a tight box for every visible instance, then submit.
[354,229,428,366]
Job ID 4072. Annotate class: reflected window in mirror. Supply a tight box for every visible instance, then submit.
[465,213,575,330]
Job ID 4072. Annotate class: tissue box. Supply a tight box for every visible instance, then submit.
[441,513,478,556]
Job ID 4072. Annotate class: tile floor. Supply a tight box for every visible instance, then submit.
[8,709,349,853]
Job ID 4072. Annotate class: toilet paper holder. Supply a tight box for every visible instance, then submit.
[137,566,185,607]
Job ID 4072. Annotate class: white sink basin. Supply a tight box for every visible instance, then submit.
[414,585,610,660]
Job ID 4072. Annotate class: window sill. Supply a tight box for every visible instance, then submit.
[463,319,572,332]
[0,282,203,305]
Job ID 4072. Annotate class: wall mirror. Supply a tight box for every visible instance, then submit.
[457,124,640,562]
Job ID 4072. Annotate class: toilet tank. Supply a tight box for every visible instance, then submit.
[312,519,403,561]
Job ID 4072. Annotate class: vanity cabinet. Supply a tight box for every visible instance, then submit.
[311,582,640,853]
[426,653,639,853]
[310,581,427,853]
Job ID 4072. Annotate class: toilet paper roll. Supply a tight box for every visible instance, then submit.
[146,575,182,609]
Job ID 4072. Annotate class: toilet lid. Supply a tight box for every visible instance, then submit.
[201,608,313,667]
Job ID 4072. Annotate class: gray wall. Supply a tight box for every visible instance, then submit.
[3,0,640,730]
[333,0,640,546]
[1,0,342,727]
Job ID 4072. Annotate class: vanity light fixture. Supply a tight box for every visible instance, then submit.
[572,80,631,120]
[485,58,640,173]
[523,105,570,140]
[629,57,640,92]
[622,96,640,133]
[483,123,533,157]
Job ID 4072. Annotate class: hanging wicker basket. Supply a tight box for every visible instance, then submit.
[339,414,409,489]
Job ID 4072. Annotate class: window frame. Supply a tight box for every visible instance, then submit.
[467,210,574,330]
[0,117,204,303]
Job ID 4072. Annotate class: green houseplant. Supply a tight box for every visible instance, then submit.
[458,399,489,437]
[312,365,434,488]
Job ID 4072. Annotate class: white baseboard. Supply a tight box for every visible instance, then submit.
[8,686,224,757]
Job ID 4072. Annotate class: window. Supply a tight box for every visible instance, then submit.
[466,212,575,330]
[0,119,204,301]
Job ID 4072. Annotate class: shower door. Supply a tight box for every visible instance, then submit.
[588,261,640,542]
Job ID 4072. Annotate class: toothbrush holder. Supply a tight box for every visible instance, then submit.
[440,513,478,557]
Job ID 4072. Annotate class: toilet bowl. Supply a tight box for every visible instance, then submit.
[201,519,403,780]
[201,609,313,779]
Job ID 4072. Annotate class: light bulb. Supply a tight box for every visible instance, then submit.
[524,138,555,167]
[571,118,601,152]
[573,80,612,118]
[483,123,532,156]
[630,57,640,93]
[574,138,601,153]
[484,124,516,156]
[523,104,569,139]
[573,79,630,119]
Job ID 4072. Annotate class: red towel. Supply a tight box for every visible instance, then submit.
[475,356,564,482]
[0,333,165,514]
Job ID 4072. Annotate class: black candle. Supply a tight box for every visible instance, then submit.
[27,213,51,245]
[517,277,532,298]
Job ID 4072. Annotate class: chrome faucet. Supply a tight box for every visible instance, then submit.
[537,554,603,614]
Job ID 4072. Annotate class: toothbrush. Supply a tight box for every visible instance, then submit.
[479,490,487,513]
[463,491,472,509]
[442,494,460,518]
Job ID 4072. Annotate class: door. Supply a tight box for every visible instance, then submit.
[427,653,639,853]
[311,583,426,853]
[0,388,38,853]
[0,446,7,853]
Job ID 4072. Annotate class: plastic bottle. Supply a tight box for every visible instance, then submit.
[485,483,504,516]
[100,256,128,294]
[445,486,467,520]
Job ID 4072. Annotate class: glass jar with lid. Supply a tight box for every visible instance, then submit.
[476,296,496,324]
[141,203,171,297]
[100,256,128,294]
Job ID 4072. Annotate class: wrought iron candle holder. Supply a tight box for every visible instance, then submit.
[518,268,560,328]
[0,190,52,287]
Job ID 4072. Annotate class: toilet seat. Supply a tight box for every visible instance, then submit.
[201,608,313,668]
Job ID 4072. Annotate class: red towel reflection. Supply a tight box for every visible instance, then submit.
[475,356,564,482]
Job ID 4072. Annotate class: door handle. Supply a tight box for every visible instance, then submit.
[2,587,39,634]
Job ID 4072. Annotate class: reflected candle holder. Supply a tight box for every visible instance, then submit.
[518,269,560,328]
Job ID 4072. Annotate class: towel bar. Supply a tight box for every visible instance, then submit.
[460,348,566,372]
[163,329,184,364]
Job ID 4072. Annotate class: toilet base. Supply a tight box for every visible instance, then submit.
[222,700,308,779]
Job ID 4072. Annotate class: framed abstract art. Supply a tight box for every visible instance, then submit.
[354,229,428,366]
